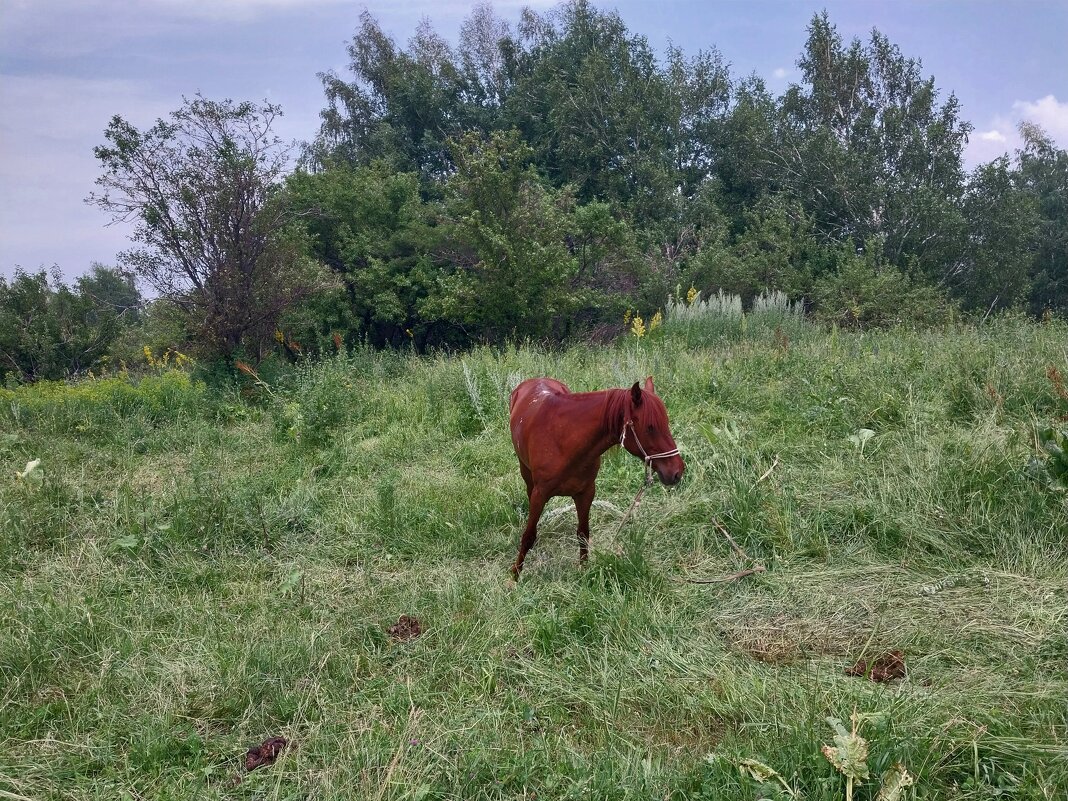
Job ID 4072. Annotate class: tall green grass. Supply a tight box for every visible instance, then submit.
[1,312,1067,799]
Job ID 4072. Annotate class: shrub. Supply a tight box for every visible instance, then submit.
[271,351,368,446]
[662,288,808,346]
[0,371,209,439]
[0,267,139,383]
[812,241,951,328]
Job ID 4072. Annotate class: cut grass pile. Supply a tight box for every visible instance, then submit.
[1,313,1067,799]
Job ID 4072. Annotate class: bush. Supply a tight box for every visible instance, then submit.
[812,241,951,328]
[689,195,821,303]
[271,351,369,446]
[0,267,139,383]
[662,288,808,346]
[0,371,209,438]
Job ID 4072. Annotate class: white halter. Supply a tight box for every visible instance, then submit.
[620,419,681,465]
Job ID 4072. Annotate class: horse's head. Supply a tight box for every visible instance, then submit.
[622,377,685,486]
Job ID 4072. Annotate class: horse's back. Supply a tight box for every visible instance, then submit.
[509,378,570,416]
[509,378,571,459]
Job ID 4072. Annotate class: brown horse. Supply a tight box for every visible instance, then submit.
[508,376,685,578]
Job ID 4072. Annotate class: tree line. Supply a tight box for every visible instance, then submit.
[2,2,1066,379]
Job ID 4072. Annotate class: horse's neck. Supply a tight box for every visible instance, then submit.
[555,388,628,456]
[594,388,630,451]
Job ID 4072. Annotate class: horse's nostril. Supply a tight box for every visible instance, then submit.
[661,469,682,486]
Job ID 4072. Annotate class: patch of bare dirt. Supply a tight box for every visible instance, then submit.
[244,736,288,772]
[388,614,422,642]
[846,650,906,682]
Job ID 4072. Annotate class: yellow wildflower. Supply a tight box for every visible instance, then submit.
[274,330,285,343]
[649,310,663,333]
[623,308,633,326]
[686,285,698,305]
[631,314,646,339]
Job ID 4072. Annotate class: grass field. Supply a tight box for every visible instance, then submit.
[2,308,1067,799]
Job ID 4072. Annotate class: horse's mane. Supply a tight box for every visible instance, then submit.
[602,388,630,440]
[601,385,666,441]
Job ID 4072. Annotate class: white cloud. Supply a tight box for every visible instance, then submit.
[772,67,789,79]
[1012,94,1068,142]
[965,94,1068,169]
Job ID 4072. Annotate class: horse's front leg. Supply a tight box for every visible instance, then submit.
[511,487,547,579]
[573,485,595,564]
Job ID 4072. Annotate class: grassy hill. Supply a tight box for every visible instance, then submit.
[2,306,1067,799]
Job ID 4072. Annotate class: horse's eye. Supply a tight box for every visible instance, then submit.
[647,425,656,434]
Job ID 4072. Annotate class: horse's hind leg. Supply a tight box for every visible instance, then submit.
[520,463,534,500]
[511,487,546,580]
[574,486,595,564]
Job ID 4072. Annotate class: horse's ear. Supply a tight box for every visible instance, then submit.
[644,375,655,393]
[630,381,643,407]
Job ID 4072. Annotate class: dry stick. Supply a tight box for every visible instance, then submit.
[680,519,767,584]
[702,455,777,579]
[610,472,655,540]
[713,519,752,562]
[754,455,780,486]
[614,476,766,585]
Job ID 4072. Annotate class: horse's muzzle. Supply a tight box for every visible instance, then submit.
[658,464,684,487]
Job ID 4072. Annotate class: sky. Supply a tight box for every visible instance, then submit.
[2,0,1066,280]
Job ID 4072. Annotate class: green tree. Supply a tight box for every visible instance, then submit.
[457,3,518,125]
[691,195,823,302]
[0,268,135,382]
[1016,123,1068,314]
[286,162,438,348]
[307,2,734,311]
[312,12,491,179]
[770,14,971,282]
[714,77,783,229]
[568,200,639,298]
[89,96,325,359]
[955,156,1038,312]
[507,1,676,226]
[77,263,141,323]
[664,44,733,198]
[812,238,950,328]
[424,131,580,342]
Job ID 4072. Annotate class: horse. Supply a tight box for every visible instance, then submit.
[508,376,685,578]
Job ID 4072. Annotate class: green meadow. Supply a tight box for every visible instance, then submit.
[2,308,1067,799]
